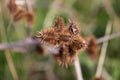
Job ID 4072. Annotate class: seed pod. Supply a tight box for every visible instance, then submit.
[58,32,72,44]
[35,28,59,46]
[7,0,18,14]
[53,17,64,32]
[68,21,81,35]
[86,36,99,60]
[33,17,87,66]
[24,12,35,27]
[13,9,25,21]
[54,43,70,66]
[71,36,87,51]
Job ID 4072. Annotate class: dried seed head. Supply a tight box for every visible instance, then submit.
[58,32,72,44]
[35,28,59,46]
[86,36,99,60]
[7,0,18,14]
[53,17,64,32]
[54,43,71,65]
[68,21,81,35]
[13,9,25,21]
[24,11,35,27]
[33,17,87,66]
[7,0,35,26]
[71,36,87,50]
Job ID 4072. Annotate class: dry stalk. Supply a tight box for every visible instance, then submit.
[74,57,83,80]
[95,21,112,78]
[0,1,19,80]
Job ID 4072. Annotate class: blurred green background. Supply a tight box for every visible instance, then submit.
[0,0,120,80]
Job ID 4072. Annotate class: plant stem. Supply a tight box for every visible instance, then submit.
[74,57,83,80]
[0,1,19,80]
[95,21,112,78]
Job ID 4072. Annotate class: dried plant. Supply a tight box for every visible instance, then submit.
[86,36,99,60]
[33,17,87,66]
[7,0,34,26]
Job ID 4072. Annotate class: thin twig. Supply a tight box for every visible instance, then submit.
[97,31,120,44]
[74,57,83,80]
[95,21,112,78]
[0,38,59,54]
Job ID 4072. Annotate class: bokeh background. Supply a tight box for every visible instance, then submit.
[0,0,120,80]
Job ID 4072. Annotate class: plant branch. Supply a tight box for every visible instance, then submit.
[97,31,120,44]
[0,38,59,54]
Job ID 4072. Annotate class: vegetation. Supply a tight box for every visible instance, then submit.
[0,0,120,80]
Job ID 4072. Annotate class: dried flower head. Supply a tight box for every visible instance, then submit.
[24,12,35,27]
[34,28,59,46]
[68,36,87,63]
[7,0,18,14]
[71,36,87,50]
[13,9,25,21]
[7,0,35,26]
[33,17,87,66]
[54,43,70,67]
[68,20,81,35]
[53,16,64,32]
[58,32,72,44]
[86,36,99,60]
